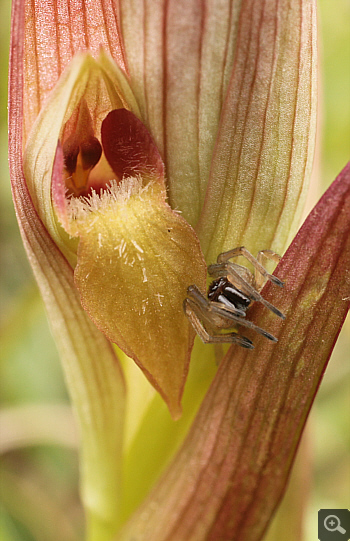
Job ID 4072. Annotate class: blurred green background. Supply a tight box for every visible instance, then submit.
[0,1,349,540]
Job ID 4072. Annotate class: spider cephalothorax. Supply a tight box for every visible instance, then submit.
[184,247,285,349]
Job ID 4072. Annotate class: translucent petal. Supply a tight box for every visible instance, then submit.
[119,0,240,225]
[198,0,317,262]
[23,52,138,265]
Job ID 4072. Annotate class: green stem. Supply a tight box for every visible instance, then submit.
[15,216,125,540]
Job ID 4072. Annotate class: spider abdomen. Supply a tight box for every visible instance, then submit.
[208,277,251,313]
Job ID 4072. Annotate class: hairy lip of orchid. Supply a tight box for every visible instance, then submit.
[28,58,207,419]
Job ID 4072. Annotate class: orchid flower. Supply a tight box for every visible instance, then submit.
[8,1,349,541]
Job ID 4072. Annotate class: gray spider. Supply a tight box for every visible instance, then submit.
[184,247,285,349]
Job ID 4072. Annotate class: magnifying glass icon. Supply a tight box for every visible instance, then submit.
[324,515,346,534]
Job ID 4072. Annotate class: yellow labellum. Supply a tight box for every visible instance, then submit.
[68,179,206,419]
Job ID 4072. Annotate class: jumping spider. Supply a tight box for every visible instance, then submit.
[184,247,285,349]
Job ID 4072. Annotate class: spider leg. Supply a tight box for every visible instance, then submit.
[208,262,285,320]
[255,249,282,290]
[208,301,279,342]
[183,295,254,348]
[208,261,253,284]
[217,246,284,288]
[257,249,281,264]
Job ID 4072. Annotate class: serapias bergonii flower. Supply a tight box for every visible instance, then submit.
[8,0,349,540]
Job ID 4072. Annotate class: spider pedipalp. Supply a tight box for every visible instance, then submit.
[184,246,285,348]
